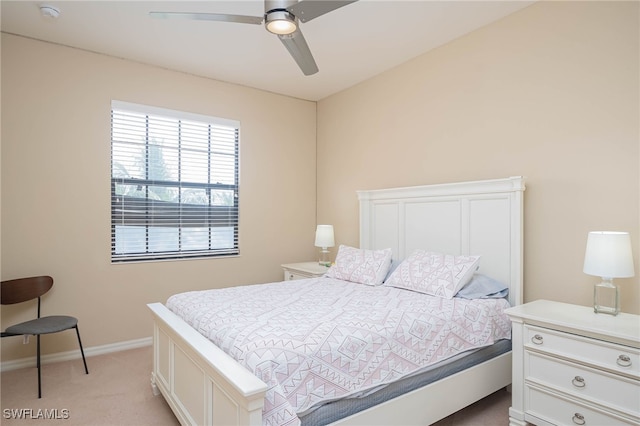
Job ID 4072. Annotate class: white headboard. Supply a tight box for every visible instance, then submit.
[358,176,525,306]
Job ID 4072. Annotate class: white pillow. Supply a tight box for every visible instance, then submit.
[384,250,480,299]
[326,245,392,286]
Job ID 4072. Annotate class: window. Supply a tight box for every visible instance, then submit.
[110,101,239,262]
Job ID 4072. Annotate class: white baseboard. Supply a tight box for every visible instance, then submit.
[0,336,152,372]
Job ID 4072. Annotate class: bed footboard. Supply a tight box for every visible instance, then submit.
[148,303,268,426]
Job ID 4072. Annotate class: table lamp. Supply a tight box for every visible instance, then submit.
[314,225,334,267]
[583,231,635,315]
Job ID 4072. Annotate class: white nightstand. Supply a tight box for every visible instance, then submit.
[505,300,640,426]
[281,262,330,281]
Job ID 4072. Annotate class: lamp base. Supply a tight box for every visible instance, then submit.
[594,280,619,315]
[318,248,331,267]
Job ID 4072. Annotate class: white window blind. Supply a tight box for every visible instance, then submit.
[110,101,240,262]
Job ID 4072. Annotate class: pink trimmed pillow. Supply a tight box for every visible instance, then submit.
[326,245,392,286]
[384,250,480,299]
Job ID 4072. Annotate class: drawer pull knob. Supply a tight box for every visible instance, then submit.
[617,354,632,367]
[572,376,585,388]
[572,413,586,425]
[531,334,544,345]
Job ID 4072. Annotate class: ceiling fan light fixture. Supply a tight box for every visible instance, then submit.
[265,10,297,35]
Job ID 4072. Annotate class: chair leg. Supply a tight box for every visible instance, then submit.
[75,325,89,374]
[37,334,42,398]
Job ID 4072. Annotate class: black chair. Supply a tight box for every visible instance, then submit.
[1,276,88,398]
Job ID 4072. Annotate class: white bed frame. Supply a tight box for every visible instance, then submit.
[148,176,525,425]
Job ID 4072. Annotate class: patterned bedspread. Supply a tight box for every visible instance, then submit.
[167,277,511,426]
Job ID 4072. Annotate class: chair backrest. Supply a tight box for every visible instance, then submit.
[1,276,54,305]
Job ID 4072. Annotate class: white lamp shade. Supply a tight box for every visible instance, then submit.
[314,225,335,248]
[583,231,635,278]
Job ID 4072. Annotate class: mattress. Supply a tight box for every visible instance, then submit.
[300,338,511,425]
[167,277,511,426]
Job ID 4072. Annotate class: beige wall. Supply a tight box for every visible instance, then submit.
[1,34,317,360]
[317,1,639,313]
[2,1,639,363]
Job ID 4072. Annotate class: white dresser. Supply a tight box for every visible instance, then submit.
[505,300,640,426]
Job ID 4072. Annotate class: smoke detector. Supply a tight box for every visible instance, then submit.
[39,5,60,19]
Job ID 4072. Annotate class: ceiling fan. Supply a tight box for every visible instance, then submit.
[150,0,358,76]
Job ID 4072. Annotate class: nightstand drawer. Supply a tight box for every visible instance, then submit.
[527,386,638,426]
[526,351,640,414]
[525,325,640,379]
[284,271,308,281]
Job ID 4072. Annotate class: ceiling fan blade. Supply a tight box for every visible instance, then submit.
[278,30,319,76]
[286,0,358,23]
[149,11,263,25]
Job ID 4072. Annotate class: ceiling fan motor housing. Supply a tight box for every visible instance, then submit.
[265,0,298,15]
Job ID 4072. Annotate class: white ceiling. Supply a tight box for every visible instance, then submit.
[1,1,534,101]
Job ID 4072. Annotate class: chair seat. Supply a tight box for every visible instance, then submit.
[5,315,78,335]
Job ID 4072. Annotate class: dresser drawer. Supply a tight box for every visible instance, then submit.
[526,351,640,414]
[525,325,640,379]
[527,386,638,426]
